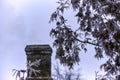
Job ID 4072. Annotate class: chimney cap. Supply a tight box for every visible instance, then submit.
[25,45,52,55]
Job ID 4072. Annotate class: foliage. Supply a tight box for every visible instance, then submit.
[50,0,120,75]
[52,62,82,80]
[12,69,26,80]
[12,59,41,80]
[27,59,41,77]
[95,71,115,80]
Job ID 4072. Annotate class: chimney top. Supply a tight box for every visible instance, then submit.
[25,45,52,55]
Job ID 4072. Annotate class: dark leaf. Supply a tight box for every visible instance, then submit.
[94,47,103,59]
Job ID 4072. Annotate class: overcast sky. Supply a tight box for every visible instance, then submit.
[0,0,107,80]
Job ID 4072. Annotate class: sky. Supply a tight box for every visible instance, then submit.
[0,0,107,80]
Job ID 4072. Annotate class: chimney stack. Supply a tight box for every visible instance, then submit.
[116,75,120,80]
[25,45,52,80]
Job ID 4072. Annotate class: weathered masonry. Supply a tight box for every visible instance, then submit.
[25,45,52,80]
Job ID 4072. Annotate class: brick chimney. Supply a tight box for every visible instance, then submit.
[25,45,52,80]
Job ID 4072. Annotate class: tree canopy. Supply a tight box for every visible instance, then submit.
[50,0,120,75]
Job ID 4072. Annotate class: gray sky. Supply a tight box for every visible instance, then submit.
[0,0,106,80]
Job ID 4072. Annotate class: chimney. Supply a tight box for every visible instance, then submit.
[116,75,120,80]
[25,45,52,80]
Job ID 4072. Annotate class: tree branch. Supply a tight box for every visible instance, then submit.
[76,38,100,46]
